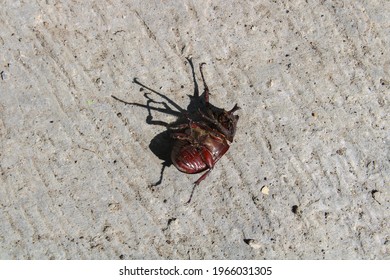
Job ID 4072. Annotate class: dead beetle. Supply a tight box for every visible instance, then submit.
[112,61,239,203]
[170,63,239,203]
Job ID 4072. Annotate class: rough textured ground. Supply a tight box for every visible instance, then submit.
[0,0,389,259]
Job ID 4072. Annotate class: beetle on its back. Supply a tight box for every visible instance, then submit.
[170,63,239,203]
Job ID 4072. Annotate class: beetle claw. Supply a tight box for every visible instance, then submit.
[230,103,240,113]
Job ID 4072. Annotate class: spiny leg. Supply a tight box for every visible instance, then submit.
[197,108,231,137]
[185,168,212,204]
[199,62,210,103]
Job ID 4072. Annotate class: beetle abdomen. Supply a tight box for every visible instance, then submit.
[171,142,209,174]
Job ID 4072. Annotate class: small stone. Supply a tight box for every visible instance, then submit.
[244,239,262,249]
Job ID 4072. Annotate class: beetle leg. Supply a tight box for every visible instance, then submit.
[199,62,210,103]
[169,123,190,131]
[170,132,193,142]
[190,122,227,144]
[200,109,233,138]
[186,168,212,204]
[229,103,240,113]
[195,168,212,185]
[198,108,218,125]
[169,111,198,131]
[190,120,216,133]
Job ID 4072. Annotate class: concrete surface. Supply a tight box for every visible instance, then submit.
[0,0,389,259]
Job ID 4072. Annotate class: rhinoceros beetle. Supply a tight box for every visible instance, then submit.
[169,63,239,202]
[112,61,239,203]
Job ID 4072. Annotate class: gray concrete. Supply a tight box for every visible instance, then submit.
[0,0,389,259]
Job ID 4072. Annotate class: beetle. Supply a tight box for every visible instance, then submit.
[170,62,239,203]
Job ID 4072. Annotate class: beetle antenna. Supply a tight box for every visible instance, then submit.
[199,62,210,103]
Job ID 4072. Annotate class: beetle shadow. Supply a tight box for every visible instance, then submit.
[111,57,206,188]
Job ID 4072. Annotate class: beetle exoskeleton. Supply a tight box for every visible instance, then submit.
[170,63,239,203]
